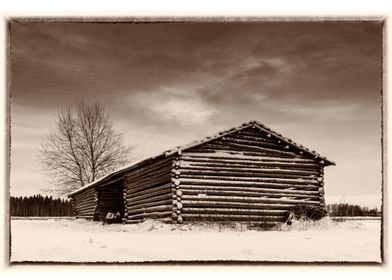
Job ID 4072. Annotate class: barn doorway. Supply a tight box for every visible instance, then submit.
[94,181,124,223]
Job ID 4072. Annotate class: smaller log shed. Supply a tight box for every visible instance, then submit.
[68,120,335,225]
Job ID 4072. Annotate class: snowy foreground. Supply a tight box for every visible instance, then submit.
[10,217,381,262]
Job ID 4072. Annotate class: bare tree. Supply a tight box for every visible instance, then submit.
[40,102,132,195]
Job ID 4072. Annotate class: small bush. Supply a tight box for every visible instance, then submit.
[286,205,327,222]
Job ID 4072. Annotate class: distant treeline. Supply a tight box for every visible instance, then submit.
[11,195,73,216]
[327,203,380,217]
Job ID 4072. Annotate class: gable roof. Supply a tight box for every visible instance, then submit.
[68,120,335,197]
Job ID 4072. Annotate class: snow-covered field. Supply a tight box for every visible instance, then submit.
[10,217,381,263]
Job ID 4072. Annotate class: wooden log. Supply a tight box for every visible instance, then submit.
[74,206,96,212]
[181,213,286,222]
[126,193,173,207]
[126,205,173,215]
[179,179,318,190]
[73,199,97,207]
[180,188,320,199]
[178,168,319,179]
[127,211,173,220]
[74,197,97,204]
[179,175,318,185]
[182,207,287,216]
[125,168,172,187]
[181,200,313,210]
[126,188,171,202]
[223,135,284,148]
[189,145,297,159]
[124,159,172,182]
[126,170,172,187]
[75,208,96,214]
[126,175,172,193]
[179,185,319,195]
[73,194,97,203]
[74,201,97,209]
[235,128,268,137]
[126,198,173,212]
[74,207,96,213]
[226,133,282,143]
[211,140,297,157]
[181,194,320,206]
[126,183,171,196]
[125,180,172,199]
[181,161,319,172]
[181,153,315,163]
[179,165,319,175]
[73,188,96,197]
[96,177,123,188]
[74,200,97,208]
[77,209,95,216]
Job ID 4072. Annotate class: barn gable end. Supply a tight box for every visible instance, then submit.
[172,126,326,224]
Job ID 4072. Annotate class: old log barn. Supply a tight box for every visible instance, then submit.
[68,120,334,225]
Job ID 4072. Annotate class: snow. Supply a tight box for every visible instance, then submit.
[10,217,381,262]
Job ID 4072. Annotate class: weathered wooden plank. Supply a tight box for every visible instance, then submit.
[178,168,319,178]
[74,201,97,209]
[181,194,320,206]
[73,192,96,201]
[126,187,172,202]
[126,167,172,184]
[126,198,173,212]
[179,175,318,185]
[178,161,320,175]
[75,209,96,214]
[181,162,319,173]
[126,183,171,196]
[95,177,123,188]
[181,213,286,222]
[179,179,319,189]
[126,177,172,194]
[180,188,320,199]
[74,205,96,212]
[223,135,284,147]
[126,205,173,215]
[189,146,297,158]
[124,159,172,182]
[127,211,173,220]
[181,199,314,210]
[182,152,315,163]
[179,184,319,195]
[211,140,297,156]
[182,207,287,215]
[126,193,173,207]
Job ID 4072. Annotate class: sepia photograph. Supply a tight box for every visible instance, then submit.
[8,19,383,263]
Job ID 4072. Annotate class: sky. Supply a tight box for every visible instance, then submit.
[9,20,382,208]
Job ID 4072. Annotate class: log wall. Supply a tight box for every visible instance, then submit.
[174,127,325,225]
[72,187,97,219]
[123,158,173,224]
